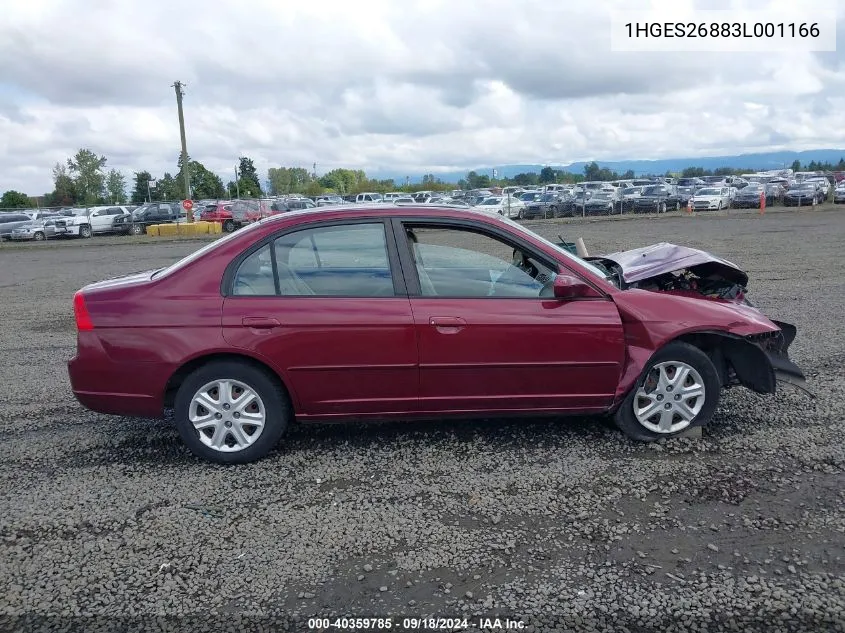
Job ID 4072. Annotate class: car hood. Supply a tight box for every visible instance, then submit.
[590,242,748,286]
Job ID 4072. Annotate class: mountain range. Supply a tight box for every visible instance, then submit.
[369,149,845,183]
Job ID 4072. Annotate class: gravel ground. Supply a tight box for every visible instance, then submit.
[1,207,844,632]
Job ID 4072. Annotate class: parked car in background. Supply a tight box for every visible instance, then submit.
[690,187,732,211]
[474,196,527,219]
[583,191,623,215]
[630,185,682,213]
[9,217,60,241]
[731,184,768,209]
[316,195,345,207]
[355,192,384,203]
[522,193,567,219]
[67,205,805,464]
[114,202,183,235]
[0,213,41,240]
[783,183,824,206]
[833,183,845,204]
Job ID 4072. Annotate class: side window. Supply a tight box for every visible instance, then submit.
[274,223,393,297]
[232,244,276,296]
[405,226,556,298]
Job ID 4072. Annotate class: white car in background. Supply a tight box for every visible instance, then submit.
[473,196,527,219]
[690,186,732,211]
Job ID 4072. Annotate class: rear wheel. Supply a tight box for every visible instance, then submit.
[222,219,236,233]
[174,361,290,464]
[614,341,720,442]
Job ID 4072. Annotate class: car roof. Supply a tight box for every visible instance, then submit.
[254,204,506,226]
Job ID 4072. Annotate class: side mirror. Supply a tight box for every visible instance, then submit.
[553,275,601,299]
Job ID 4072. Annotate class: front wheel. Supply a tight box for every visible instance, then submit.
[34,232,45,241]
[130,224,144,235]
[79,224,92,238]
[174,361,291,464]
[659,202,667,213]
[614,341,720,442]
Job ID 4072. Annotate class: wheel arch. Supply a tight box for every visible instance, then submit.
[163,351,297,412]
[672,330,775,394]
[612,328,775,410]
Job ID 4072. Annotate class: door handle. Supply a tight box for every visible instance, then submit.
[242,316,281,329]
[430,316,466,333]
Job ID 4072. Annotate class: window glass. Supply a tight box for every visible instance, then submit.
[405,226,557,298]
[232,244,276,296]
[274,223,393,297]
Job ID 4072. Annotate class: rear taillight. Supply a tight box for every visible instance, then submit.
[73,291,94,331]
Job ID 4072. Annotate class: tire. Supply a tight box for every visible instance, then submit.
[79,224,92,238]
[717,201,723,210]
[173,360,291,464]
[130,224,144,235]
[34,232,45,241]
[549,205,558,218]
[659,202,667,213]
[614,341,720,442]
[222,219,236,233]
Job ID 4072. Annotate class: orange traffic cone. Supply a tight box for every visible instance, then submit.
[686,198,693,214]
[759,191,766,214]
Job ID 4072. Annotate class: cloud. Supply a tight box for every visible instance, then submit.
[0,0,843,195]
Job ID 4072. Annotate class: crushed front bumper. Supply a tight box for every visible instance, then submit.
[745,320,807,391]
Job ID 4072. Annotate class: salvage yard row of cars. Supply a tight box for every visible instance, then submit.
[3,171,844,241]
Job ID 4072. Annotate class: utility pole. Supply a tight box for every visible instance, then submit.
[173,81,193,221]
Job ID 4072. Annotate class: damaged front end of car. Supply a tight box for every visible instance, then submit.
[591,242,809,398]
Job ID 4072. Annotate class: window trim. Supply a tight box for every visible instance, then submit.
[221,217,408,298]
[390,217,610,301]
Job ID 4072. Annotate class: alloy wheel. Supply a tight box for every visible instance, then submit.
[633,361,705,434]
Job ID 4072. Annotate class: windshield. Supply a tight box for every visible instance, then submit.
[641,186,666,196]
[591,192,612,200]
[496,216,613,284]
[479,198,500,205]
[696,188,721,196]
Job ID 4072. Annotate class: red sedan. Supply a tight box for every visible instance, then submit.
[68,206,805,463]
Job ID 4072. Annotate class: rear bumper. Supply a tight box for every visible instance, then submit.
[67,333,168,418]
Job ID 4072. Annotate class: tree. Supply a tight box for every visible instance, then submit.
[539,167,557,184]
[237,156,262,196]
[131,171,153,204]
[67,148,108,204]
[180,158,225,199]
[105,169,127,203]
[157,173,179,201]
[513,172,539,186]
[791,160,802,172]
[46,162,77,206]
[268,166,313,195]
[466,171,491,189]
[0,190,31,208]
[621,170,635,179]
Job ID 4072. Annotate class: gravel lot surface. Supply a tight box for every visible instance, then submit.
[1,207,844,632]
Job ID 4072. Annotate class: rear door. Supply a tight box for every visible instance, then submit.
[222,219,418,417]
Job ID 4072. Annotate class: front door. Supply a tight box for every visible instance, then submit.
[396,221,625,414]
[222,220,418,417]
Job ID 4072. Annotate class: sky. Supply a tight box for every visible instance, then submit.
[1,0,844,195]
